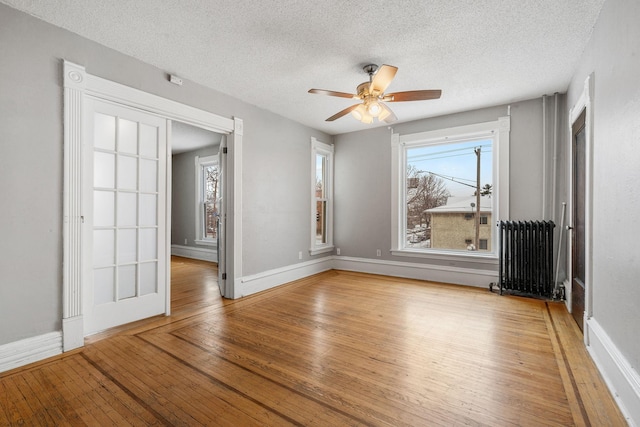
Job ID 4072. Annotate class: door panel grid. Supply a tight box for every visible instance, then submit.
[86,99,166,334]
[92,115,160,303]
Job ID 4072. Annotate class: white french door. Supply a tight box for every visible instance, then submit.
[84,98,167,335]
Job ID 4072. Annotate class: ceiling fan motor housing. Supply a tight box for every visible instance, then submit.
[356,82,372,98]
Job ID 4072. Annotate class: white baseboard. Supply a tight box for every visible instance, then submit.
[237,257,334,298]
[333,255,497,288]
[585,317,639,426]
[62,316,84,351]
[563,278,572,312]
[235,255,496,299]
[0,332,63,373]
[171,244,217,262]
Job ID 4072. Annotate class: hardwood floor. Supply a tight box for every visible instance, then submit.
[170,256,221,313]
[0,260,627,426]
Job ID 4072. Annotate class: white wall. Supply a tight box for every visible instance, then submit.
[0,3,331,346]
[565,0,640,422]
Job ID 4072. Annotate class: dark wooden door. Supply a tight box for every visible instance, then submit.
[571,109,587,331]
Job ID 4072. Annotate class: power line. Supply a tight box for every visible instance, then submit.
[409,150,492,163]
[408,145,492,162]
[417,170,477,188]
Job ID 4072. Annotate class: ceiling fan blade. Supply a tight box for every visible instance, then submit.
[326,104,360,121]
[308,89,357,99]
[370,64,398,95]
[385,90,442,102]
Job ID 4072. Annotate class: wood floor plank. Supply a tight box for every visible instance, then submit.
[84,335,296,426]
[0,259,627,426]
[141,332,370,426]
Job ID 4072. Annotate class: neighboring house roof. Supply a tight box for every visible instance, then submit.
[425,196,492,213]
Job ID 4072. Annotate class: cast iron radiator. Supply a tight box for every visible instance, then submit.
[498,220,555,298]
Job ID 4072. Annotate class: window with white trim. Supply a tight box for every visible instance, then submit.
[195,155,219,246]
[391,117,510,259]
[310,138,334,255]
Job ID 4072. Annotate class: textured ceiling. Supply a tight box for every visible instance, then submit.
[2,0,605,135]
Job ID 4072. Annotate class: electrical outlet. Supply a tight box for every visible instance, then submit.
[298,251,303,260]
[336,248,341,255]
[376,249,381,257]
[184,238,188,245]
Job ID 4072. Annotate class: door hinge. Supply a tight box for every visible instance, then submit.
[222,147,228,154]
[221,273,227,280]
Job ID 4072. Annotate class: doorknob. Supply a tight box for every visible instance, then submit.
[566,225,573,230]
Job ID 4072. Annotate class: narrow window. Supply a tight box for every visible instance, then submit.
[195,155,218,246]
[310,138,334,255]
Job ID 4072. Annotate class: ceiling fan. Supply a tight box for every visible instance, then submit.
[308,64,441,124]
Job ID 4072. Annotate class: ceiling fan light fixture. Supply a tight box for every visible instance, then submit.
[378,103,392,121]
[366,100,382,117]
[360,114,374,124]
[351,104,366,121]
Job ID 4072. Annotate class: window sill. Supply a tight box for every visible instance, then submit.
[195,239,217,247]
[391,248,498,265]
[309,246,334,256]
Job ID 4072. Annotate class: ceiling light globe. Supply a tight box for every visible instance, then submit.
[367,101,381,117]
[351,104,367,121]
[378,106,391,121]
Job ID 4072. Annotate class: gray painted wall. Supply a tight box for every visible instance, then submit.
[171,146,219,248]
[566,0,640,372]
[334,97,562,271]
[0,4,331,345]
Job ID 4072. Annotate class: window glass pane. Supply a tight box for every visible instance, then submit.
[94,113,116,151]
[139,194,157,226]
[118,118,138,154]
[94,152,115,188]
[94,267,115,305]
[140,228,157,261]
[316,154,326,199]
[405,139,493,251]
[140,158,157,192]
[117,192,137,226]
[139,124,158,158]
[203,165,218,239]
[118,265,137,300]
[93,229,115,267]
[315,200,327,244]
[139,262,157,295]
[117,155,137,190]
[94,190,115,227]
[117,228,137,264]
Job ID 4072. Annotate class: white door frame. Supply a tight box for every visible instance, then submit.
[567,75,593,344]
[62,60,242,350]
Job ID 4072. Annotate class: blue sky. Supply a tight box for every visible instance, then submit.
[407,139,493,198]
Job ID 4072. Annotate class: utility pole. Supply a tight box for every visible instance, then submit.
[475,147,481,250]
